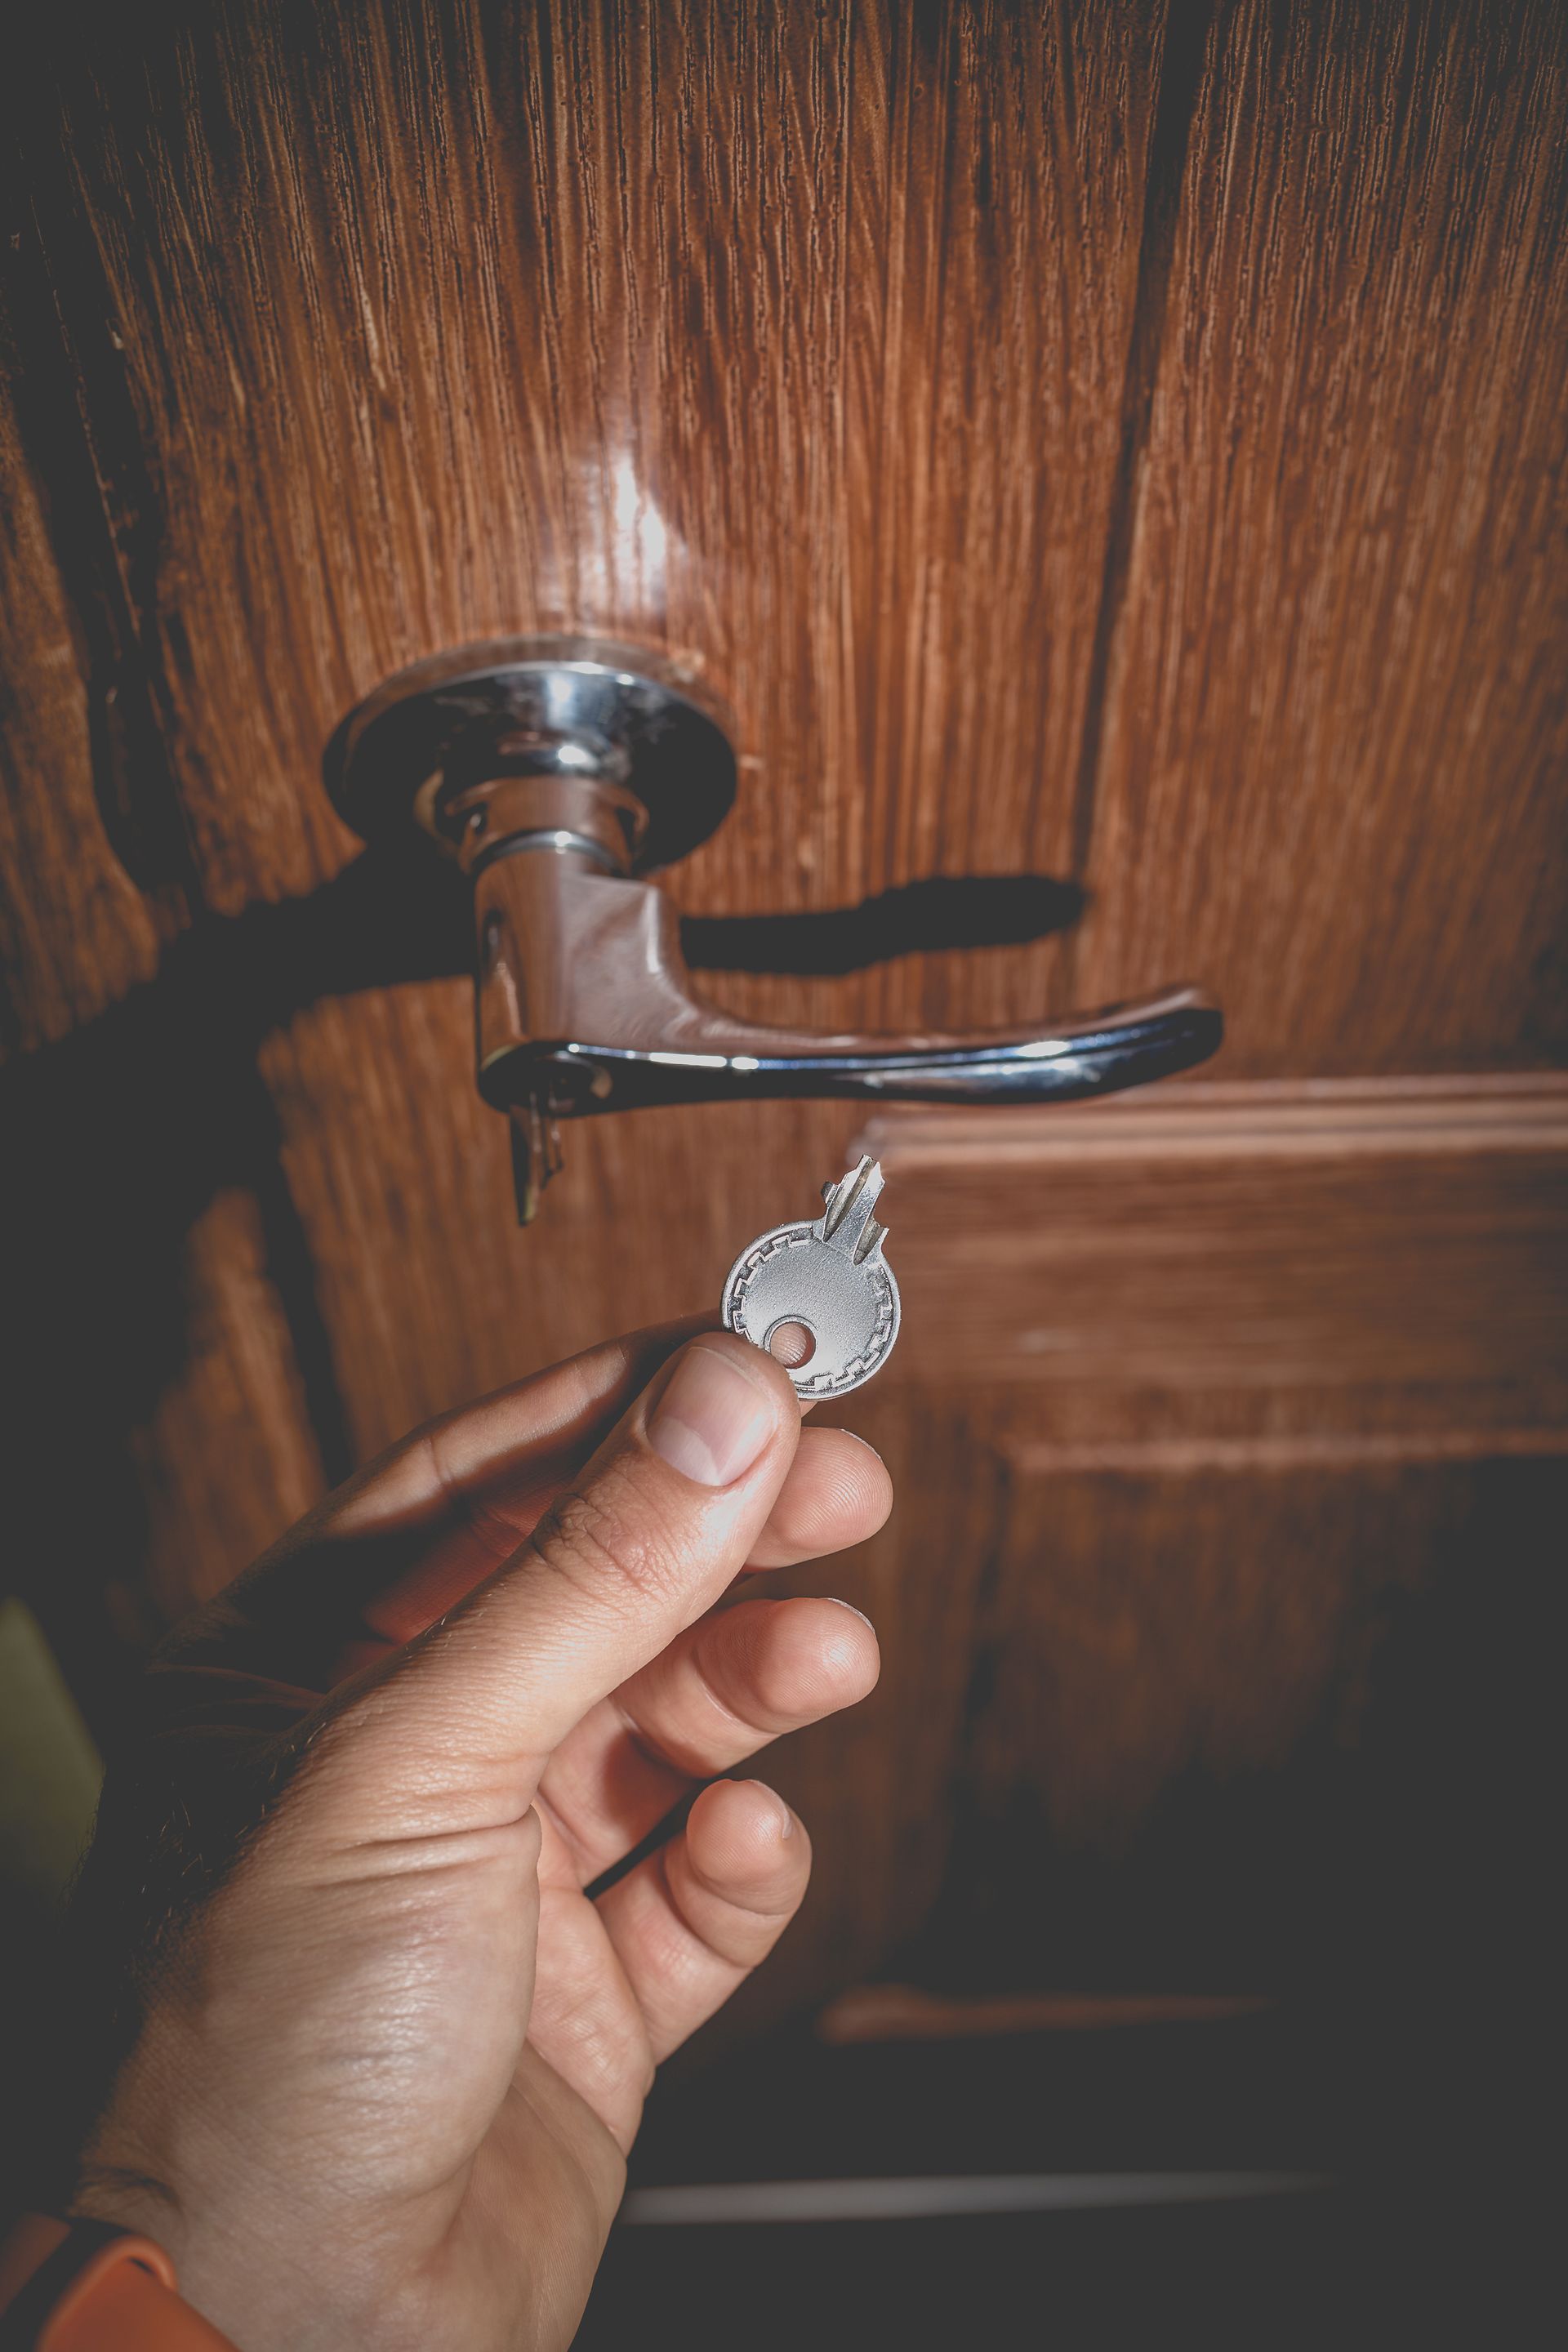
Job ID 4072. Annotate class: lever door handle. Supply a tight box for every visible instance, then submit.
[471,848,1218,1111]
[327,639,1223,1219]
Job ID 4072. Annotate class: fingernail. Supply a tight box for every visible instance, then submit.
[828,1598,875,1633]
[747,1780,796,1838]
[648,1343,778,1487]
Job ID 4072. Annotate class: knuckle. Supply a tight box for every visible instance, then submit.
[532,1469,692,1609]
[750,1638,821,1726]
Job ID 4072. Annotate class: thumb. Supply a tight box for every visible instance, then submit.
[289,1333,803,1841]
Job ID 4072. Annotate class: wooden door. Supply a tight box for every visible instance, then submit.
[3,0,1566,2083]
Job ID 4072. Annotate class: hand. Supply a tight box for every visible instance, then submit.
[63,1321,891,2350]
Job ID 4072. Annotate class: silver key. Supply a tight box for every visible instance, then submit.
[721,1156,901,1399]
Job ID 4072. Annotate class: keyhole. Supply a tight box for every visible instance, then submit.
[768,1321,816,1369]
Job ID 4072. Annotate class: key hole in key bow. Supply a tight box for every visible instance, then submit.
[766,1320,816,1370]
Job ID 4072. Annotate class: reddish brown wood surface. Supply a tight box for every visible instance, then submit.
[867,1078,1568,1401]
[128,1190,325,1621]
[2,0,1157,1003]
[816,1987,1275,2043]
[2,1,1566,2026]
[896,1440,1566,2000]
[1074,0,1568,1074]
[0,292,159,1051]
[4,0,1566,1062]
[717,1080,1568,2030]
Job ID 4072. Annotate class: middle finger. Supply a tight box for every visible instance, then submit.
[538,1592,881,1886]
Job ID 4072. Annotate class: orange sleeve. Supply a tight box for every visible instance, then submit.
[0,2217,235,2351]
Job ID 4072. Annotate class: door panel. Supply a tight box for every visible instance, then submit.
[711,1077,1568,2034]
[3,0,1566,2049]
[1076,0,1568,1071]
[906,1446,1566,2003]
[6,0,1159,964]
[871,1080,1568,1396]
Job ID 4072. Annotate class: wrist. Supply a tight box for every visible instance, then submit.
[69,2168,452,2352]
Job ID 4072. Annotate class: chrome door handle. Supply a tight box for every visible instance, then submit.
[327,639,1222,1219]
[467,846,1216,1111]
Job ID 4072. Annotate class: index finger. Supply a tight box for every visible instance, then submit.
[167,1316,716,1689]
[292,1333,806,1840]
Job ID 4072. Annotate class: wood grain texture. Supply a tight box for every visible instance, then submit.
[0,292,159,1053]
[688,1077,1568,2030]
[692,1378,1010,2049]
[0,942,350,1725]
[10,0,1560,1063]
[905,1443,1565,1994]
[975,1462,1505,1848]
[128,1190,326,1620]
[257,984,868,1454]
[865,1076,1568,1401]
[1075,0,1568,1071]
[2,0,1566,2039]
[816,1987,1274,2042]
[2,1157,331,1723]
[5,0,1160,1047]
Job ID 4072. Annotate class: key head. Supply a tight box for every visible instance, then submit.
[721,1159,901,1398]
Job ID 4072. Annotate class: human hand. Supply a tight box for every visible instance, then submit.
[64,1320,891,2349]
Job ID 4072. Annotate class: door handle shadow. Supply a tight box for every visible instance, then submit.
[135,853,1087,1001]
[684,873,1085,977]
[0,857,1085,1720]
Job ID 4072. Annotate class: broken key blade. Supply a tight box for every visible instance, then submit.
[821,1154,887,1260]
[509,1089,564,1225]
